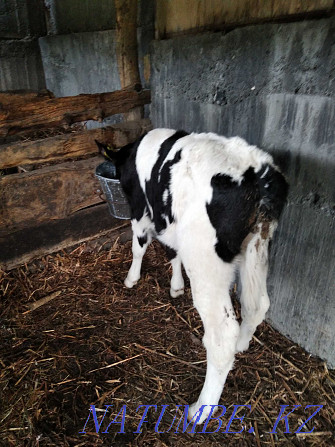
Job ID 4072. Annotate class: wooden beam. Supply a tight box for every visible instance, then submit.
[115,0,143,121]
[0,89,54,105]
[0,87,150,137]
[0,156,106,233]
[155,0,334,38]
[0,119,152,169]
[0,203,132,270]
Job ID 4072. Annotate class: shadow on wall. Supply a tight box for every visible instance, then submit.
[267,150,334,367]
[274,150,334,215]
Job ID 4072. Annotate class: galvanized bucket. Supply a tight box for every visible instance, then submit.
[95,162,131,220]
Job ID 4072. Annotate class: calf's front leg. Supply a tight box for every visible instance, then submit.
[124,232,151,288]
[170,255,185,298]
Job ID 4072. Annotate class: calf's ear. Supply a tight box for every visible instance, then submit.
[95,140,117,161]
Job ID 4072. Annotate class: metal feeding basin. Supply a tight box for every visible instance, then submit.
[95,162,131,220]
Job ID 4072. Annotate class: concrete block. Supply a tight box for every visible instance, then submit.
[262,94,335,205]
[39,26,150,125]
[0,0,46,39]
[44,0,116,35]
[152,17,335,107]
[39,30,121,97]
[44,0,154,35]
[41,0,154,89]
[268,204,335,367]
[0,40,46,91]
[38,27,150,96]
[151,16,335,366]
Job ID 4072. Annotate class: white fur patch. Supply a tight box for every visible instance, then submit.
[162,189,169,205]
[136,128,176,192]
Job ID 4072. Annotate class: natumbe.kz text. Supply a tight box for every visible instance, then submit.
[79,403,323,435]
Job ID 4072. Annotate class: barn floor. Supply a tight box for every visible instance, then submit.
[1,237,334,447]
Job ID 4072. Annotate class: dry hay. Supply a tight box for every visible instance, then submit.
[0,238,334,447]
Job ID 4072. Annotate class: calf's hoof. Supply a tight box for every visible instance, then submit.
[188,402,211,425]
[236,333,251,353]
[170,287,184,298]
[124,277,138,288]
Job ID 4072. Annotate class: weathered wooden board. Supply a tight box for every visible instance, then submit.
[0,156,106,233]
[156,0,334,37]
[0,89,54,105]
[0,119,152,169]
[0,203,132,270]
[0,87,150,137]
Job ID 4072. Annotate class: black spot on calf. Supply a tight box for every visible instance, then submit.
[138,235,148,247]
[145,130,188,234]
[206,164,288,263]
[165,245,177,261]
[207,168,260,263]
[117,136,148,222]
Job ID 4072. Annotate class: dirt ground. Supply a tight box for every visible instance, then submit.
[1,236,334,446]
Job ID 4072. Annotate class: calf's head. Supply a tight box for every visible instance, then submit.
[95,140,132,167]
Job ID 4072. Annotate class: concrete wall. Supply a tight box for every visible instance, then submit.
[38,30,123,127]
[0,39,46,91]
[38,0,154,126]
[43,0,154,39]
[40,0,154,93]
[1,0,154,95]
[0,0,46,39]
[44,0,116,35]
[0,0,46,91]
[0,0,154,128]
[39,31,121,97]
[151,16,335,367]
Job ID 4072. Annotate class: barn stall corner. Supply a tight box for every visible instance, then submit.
[1,0,335,446]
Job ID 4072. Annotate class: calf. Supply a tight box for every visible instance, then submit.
[96,129,288,423]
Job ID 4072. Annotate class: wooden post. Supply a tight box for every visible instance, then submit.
[115,0,143,121]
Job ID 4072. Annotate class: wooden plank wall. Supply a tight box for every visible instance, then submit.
[0,119,151,169]
[0,205,132,270]
[0,88,150,138]
[156,0,334,38]
[0,88,151,268]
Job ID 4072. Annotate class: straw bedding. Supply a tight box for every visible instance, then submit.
[1,236,334,446]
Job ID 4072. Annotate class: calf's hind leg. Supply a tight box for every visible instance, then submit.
[180,242,239,423]
[170,255,184,298]
[165,247,184,298]
[236,223,275,353]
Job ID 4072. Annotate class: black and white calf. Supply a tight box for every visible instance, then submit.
[96,129,288,423]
